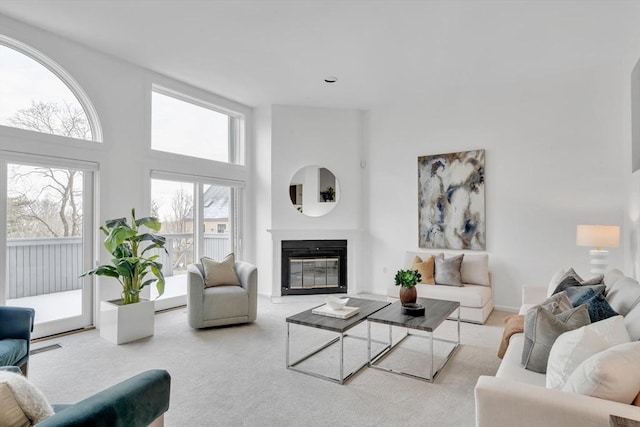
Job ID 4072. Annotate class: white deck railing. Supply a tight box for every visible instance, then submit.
[6,233,231,299]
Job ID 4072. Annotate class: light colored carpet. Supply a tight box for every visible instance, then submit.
[28,296,509,427]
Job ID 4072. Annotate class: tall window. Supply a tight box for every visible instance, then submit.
[151,89,242,164]
[0,41,98,141]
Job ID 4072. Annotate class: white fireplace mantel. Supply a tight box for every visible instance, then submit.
[267,229,364,297]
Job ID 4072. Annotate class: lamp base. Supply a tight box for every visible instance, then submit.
[588,249,609,275]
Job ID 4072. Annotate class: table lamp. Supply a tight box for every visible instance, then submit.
[576,225,620,274]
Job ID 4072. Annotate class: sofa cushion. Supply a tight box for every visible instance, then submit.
[203,285,248,319]
[603,268,625,294]
[546,315,630,390]
[495,334,546,387]
[522,304,590,373]
[562,341,640,405]
[201,254,240,288]
[624,302,640,341]
[0,339,27,367]
[459,253,490,286]
[605,276,640,316]
[0,370,53,425]
[415,282,492,308]
[411,255,435,285]
[434,254,464,286]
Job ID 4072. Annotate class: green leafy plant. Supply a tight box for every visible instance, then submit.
[394,269,422,288]
[81,208,167,305]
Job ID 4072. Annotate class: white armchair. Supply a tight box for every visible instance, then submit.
[186,261,257,328]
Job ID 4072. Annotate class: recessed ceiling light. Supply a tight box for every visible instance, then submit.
[324,76,338,83]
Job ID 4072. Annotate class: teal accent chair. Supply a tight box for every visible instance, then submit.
[38,369,171,427]
[0,306,35,375]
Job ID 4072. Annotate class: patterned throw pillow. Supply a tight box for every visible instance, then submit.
[575,292,619,323]
[565,284,606,307]
[434,254,464,287]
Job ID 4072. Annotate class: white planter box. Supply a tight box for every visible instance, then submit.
[100,298,155,344]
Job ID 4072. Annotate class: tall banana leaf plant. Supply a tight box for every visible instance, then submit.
[82,208,167,305]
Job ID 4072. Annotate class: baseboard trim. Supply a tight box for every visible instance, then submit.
[494,304,519,313]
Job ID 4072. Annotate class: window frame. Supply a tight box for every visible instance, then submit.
[0,34,103,143]
[150,85,245,165]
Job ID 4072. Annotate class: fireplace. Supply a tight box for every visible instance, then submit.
[281,240,347,295]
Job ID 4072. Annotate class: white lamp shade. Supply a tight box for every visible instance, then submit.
[576,225,620,249]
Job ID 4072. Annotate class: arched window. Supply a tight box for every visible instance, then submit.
[0,36,102,142]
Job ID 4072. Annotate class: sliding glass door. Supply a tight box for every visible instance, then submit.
[150,175,242,310]
[2,156,94,338]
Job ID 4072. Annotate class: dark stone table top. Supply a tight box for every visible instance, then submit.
[366,298,460,332]
[286,297,390,333]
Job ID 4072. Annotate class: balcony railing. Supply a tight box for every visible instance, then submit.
[5,233,231,299]
[6,237,83,299]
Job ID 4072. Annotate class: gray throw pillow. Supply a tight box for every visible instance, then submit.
[521,304,590,373]
[552,275,582,295]
[434,254,464,287]
[539,291,573,314]
[581,274,604,286]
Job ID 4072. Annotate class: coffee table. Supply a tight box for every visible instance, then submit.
[286,298,390,384]
[366,297,460,382]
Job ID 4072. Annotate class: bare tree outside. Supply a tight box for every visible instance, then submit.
[165,187,193,234]
[6,101,88,238]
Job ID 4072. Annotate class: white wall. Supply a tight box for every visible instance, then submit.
[629,171,640,279]
[0,15,254,324]
[259,105,364,296]
[253,105,273,295]
[364,66,629,311]
[625,56,640,280]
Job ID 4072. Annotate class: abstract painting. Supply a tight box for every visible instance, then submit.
[418,149,485,250]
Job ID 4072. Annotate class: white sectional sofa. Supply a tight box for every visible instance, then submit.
[475,269,640,427]
[387,251,494,324]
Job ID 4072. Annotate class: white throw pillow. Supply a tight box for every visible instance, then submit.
[0,371,54,424]
[201,253,240,287]
[547,268,567,297]
[562,341,640,404]
[459,253,490,286]
[546,315,630,389]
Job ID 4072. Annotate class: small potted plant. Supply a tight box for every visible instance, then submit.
[82,208,167,344]
[394,269,422,305]
[320,186,335,202]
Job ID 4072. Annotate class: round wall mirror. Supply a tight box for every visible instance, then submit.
[289,166,340,217]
